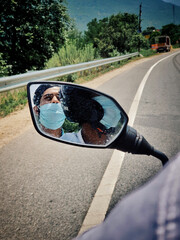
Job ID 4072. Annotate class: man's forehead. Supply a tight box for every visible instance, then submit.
[42,87,60,96]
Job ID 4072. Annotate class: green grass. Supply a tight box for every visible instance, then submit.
[172,44,180,49]
[0,87,27,117]
[140,49,157,57]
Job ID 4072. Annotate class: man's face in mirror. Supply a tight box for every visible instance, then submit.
[32,85,66,138]
[40,87,60,106]
[33,86,61,114]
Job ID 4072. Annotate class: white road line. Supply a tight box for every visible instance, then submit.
[78,52,179,235]
[128,51,179,126]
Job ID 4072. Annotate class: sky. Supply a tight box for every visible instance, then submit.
[162,0,180,6]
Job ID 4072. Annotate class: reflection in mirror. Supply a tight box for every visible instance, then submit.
[28,82,128,147]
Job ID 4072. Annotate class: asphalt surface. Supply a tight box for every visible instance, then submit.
[107,51,180,214]
[0,51,180,240]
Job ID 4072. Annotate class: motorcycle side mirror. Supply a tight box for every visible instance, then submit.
[27,81,128,148]
[27,81,168,166]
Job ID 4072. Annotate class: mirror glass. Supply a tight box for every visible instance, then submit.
[27,82,128,147]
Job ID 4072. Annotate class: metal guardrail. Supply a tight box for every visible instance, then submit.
[0,52,139,93]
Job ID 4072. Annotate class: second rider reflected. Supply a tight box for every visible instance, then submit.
[60,86,121,145]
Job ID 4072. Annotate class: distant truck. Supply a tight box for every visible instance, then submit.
[151,36,171,52]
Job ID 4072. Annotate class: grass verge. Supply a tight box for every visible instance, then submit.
[0,87,27,117]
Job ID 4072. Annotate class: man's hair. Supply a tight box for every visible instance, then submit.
[60,86,104,125]
[33,84,57,106]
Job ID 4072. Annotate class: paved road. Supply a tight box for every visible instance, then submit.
[0,51,180,240]
[107,51,180,214]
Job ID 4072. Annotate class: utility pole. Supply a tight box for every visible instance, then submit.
[173,4,175,24]
[138,3,142,53]
[138,3,142,33]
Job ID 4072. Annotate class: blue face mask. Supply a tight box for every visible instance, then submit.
[93,96,121,129]
[39,103,66,130]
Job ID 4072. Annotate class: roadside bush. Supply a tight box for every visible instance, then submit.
[140,49,157,57]
[66,73,78,82]
[45,40,99,68]
[0,88,27,117]
[0,53,10,77]
[172,43,180,49]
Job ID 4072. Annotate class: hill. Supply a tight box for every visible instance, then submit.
[65,0,180,32]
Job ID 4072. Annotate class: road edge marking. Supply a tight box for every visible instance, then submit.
[128,51,179,126]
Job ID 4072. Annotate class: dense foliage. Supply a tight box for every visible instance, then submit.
[46,29,99,68]
[0,0,70,75]
[0,53,9,77]
[84,13,149,58]
[45,40,98,68]
[161,24,180,45]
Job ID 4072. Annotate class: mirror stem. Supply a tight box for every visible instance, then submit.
[114,126,168,166]
[151,149,169,166]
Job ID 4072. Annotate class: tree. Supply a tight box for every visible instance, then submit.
[84,13,140,58]
[0,0,70,75]
[142,26,156,35]
[129,33,149,51]
[149,31,161,45]
[0,53,10,77]
[161,24,180,44]
[67,26,87,49]
[85,18,109,50]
